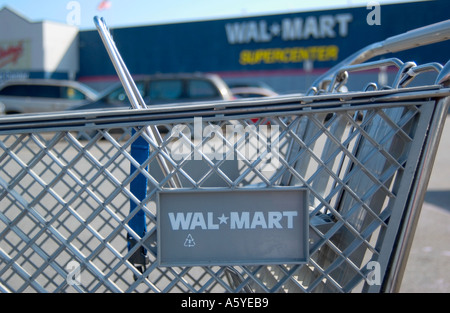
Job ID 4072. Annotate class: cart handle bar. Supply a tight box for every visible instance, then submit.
[312,19,450,90]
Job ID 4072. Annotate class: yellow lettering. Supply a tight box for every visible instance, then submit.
[297,48,309,62]
[326,45,339,61]
[286,48,297,62]
[316,46,327,61]
[239,50,251,65]
[239,45,339,65]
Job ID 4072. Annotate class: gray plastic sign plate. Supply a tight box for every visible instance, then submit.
[157,188,309,266]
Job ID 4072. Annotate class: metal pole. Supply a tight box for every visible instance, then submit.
[312,19,450,90]
[93,16,181,188]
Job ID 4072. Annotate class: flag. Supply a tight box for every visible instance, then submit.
[97,0,112,11]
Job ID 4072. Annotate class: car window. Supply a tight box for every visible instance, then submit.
[28,85,61,98]
[107,82,145,103]
[148,80,183,100]
[188,80,219,99]
[0,84,63,98]
[0,84,29,96]
[62,87,86,100]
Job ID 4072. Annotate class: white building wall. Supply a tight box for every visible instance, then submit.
[0,7,44,71]
[0,7,79,80]
[42,21,79,79]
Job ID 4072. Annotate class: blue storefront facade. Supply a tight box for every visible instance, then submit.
[78,0,450,93]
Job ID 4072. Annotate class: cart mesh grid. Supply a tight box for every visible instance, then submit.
[1,64,449,292]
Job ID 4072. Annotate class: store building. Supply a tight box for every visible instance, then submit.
[1,1,449,93]
[0,7,79,82]
[77,0,450,92]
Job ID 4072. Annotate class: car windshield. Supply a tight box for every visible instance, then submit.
[105,82,146,103]
[63,87,89,100]
[77,84,101,100]
[188,80,219,98]
[148,80,183,100]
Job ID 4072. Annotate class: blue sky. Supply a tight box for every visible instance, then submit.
[0,0,422,29]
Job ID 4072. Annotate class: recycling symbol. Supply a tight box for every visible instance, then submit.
[184,234,195,248]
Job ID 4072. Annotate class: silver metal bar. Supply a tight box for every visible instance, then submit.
[382,96,450,292]
[327,58,404,92]
[313,19,450,90]
[94,17,146,111]
[93,16,181,188]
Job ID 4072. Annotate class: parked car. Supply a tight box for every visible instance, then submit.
[69,73,234,111]
[227,81,276,92]
[0,79,99,114]
[229,87,278,123]
[230,87,278,99]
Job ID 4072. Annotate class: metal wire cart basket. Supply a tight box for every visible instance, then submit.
[1,18,450,293]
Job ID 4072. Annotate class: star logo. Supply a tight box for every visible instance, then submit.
[270,23,281,37]
[218,214,229,225]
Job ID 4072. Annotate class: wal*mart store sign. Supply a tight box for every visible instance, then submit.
[157,188,309,266]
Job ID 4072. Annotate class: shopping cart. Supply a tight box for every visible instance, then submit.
[0,17,449,293]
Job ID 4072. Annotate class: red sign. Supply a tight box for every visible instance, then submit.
[0,41,24,69]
